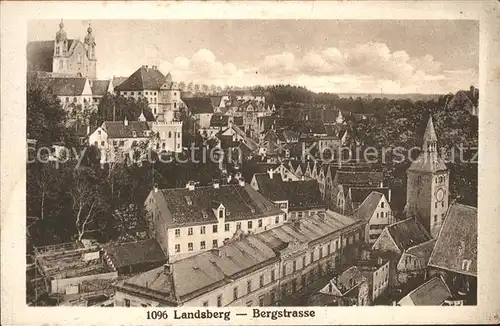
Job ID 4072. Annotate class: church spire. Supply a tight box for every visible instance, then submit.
[423,115,437,153]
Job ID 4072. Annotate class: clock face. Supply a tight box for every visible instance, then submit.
[435,188,445,201]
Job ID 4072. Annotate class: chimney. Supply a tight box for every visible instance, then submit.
[124,117,128,126]
[213,179,220,189]
[239,177,246,187]
[267,168,274,179]
[163,263,172,274]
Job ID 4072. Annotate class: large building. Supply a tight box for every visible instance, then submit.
[27,20,97,80]
[143,182,287,262]
[114,210,366,307]
[115,66,182,122]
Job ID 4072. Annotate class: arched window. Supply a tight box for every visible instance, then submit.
[439,176,444,183]
[168,131,172,138]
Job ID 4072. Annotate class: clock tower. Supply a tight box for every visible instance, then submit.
[405,116,449,238]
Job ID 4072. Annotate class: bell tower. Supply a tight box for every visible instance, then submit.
[84,23,97,79]
[405,116,450,238]
[53,19,68,73]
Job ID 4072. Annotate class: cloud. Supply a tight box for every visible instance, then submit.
[155,43,476,94]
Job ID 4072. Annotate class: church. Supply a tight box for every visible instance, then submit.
[27,19,97,79]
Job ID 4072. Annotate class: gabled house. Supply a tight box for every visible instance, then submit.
[42,77,93,110]
[372,217,433,285]
[354,192,394,244]
[318,266,370,306]
[90,79,113,105]
[182,96,215,130]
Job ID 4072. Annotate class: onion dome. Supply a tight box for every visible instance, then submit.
[84,23,95,46]
[55,19,67,42]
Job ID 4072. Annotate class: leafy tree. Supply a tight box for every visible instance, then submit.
[26,76,67,146]
[178,81,186,91]
[97,94,153,123]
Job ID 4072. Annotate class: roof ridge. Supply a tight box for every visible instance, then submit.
[406,238,436,251]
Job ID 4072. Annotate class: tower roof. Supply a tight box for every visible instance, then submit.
[423,116,437,142]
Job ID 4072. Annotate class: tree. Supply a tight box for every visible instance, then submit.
[178,81,186,91]
[97,93,153,123]
[26,76,68,146]
[69,167,109,241]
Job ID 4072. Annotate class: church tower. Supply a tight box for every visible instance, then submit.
[53,19,68,73]
[84,23,97,79]
[405,116,449,238]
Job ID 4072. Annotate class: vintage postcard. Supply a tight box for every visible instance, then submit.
[1,1,499,325]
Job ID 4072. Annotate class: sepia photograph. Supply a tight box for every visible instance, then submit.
[25,17,478,308]
[2,1,499,325]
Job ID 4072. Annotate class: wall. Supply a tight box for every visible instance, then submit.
[51,271,118,294]
[114,290,162,307]
[367,195,394,243]
[150,122,183,153]
[372,261,390,300]
[396,252,428,283]
[167,211,285,262]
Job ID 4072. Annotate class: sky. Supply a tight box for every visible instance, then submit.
[28,19,479,94]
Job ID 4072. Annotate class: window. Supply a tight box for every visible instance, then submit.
[100,141,104,146]
[202,301,208,307]
[141,303,148,307]
[319,247,323,259]
[248,221,253,229]
[225,223,230,231]
[132,131,137,137]
[327,244,331,255]
[188,242,193,251]
[259,275,264,287]
[259,295,265,306]
[293,260,297,272]
[258,219,262,228]
[199,241,206,250]
[177,132,180,138]
[442,201,445,207]
[282,264,287,277]
[56,46,60,55]
[271,269,275,282]
[174,102,177,109]
[146,92,149,95]
[124,298,130,307]
[65,96,69,102]
[112,140,117,146]
[275,215,280,224]
[213,225,218,233]
[381,202,385,208]
[200,226,206,234]
[119,140,125,146]
[247,280,252,293]
[270,290,276,303]
[310,251,314,262]
[246,301,253,307]
[94,141,98,146]
[435,202,438,208]
[233,287,238,300]
[168,131,172,138]
[302,256,306,267]
[212,239,218,248]
[434,215,438,223]
[439,176,443,183]
[175,244,180,253]
[188,227,193,235]
[175,229,180,237]
[442,213,446,221]
[219,209,224,219]
[73,97,77,103]
[217,295,222,307]
[376,213,379,218]
[131,92,134,96]
[236,222,241,230]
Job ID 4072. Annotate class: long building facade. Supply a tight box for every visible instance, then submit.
[114,210,366,307]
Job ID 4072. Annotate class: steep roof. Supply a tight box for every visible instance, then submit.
[423,116,438,142]
[182,97,214,114]
[428,204,477,276]
[386,218,432,251]
[335,171,383,186]
[112,76,128,88]
[354,191,383,221]
[400,277,452,306]
[152,184,283,228]
[406,239,436,266]
[116,66,166,91]
[102,121,150,139]
[104,239,167,269]
[254,173,326,210]
[44,77,88,96]
[349,187,390,205]
[91,80,111,96]
[210,96,222,107]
